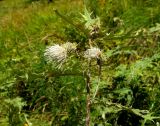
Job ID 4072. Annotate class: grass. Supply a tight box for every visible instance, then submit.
[0,0,83,125]
[0,0,84,76]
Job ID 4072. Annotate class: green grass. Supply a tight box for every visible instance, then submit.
[0,117,51,126]
[0,0,83,125]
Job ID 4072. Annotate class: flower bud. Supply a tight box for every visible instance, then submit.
[44,44,67,64]
[84,47,101,59]
[62,42,77,52]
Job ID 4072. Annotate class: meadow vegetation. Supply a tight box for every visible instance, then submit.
[1,0,160,126]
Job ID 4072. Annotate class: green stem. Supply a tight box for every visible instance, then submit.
[92,58,102,102]
[86,60,91,126]
[54,9,88,35]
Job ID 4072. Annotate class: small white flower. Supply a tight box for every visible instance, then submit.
[44,44,67,64]
[44,42,77,68]
[84,47,101,59]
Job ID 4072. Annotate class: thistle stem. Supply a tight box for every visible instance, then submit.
[92,58,102,102]
[86,60,91,126]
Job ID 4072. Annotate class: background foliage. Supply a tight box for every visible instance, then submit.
[1,0,160,126]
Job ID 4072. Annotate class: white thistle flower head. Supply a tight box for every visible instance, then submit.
[84,47,102,59]
[44,44,67,64]
[62,42,77,52]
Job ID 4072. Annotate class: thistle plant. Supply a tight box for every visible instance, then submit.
[44,43,102,126]
[44,7,102,126]
[81,7,102,126]
[84,46,102,126]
